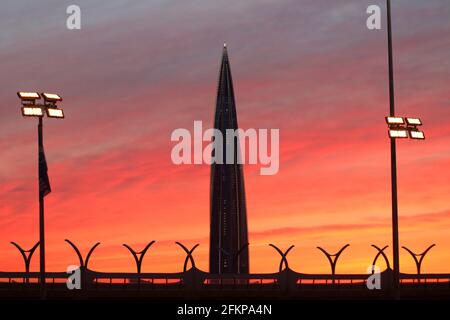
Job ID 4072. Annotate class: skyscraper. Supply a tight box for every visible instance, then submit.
[209,44,249,274]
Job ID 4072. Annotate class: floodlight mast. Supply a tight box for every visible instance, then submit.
[17,91,63,299]
[386,0,400,298]
[385,1,426,299]
[37,115,46,297]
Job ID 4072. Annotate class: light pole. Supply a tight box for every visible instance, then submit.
[386,0,399,296]
[385,0,426,297]
[17,91,64,297]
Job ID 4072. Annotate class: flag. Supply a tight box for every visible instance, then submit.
[39,145,51,197]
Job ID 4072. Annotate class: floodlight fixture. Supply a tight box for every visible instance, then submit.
[42,93,62,103]
[386,117,405,125]
[46,108,64,119]
[405,118,422,126]
[21,106,44,117]
[389,129,408,139]
[17,92,40,102]
[409,130,425,140]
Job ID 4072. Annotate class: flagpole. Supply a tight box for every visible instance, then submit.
[38,116,46,298]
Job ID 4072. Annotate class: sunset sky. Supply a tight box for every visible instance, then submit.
[1,0,449,275]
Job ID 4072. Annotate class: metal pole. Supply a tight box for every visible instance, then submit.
[38,116,46,298]
[386,0,400,297]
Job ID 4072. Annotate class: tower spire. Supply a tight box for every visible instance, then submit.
[210,45,249,275]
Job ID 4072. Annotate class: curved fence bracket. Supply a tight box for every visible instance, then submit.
[175,242,199,272]
[317,244,350,278]
[402,244,435,275]
[85,242,101,268]
[123,241,155,273]
[10,241,40,274]
[65,239,101,269]
[269,244,294,272]
[371,244,391,272]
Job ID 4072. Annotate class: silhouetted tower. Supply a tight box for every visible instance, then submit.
[210,44,249,274]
